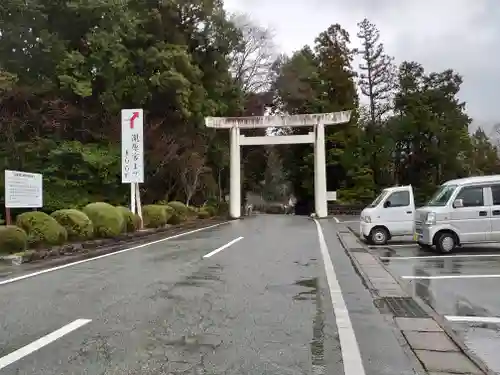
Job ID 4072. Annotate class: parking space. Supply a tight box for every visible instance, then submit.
[376,243,500,373]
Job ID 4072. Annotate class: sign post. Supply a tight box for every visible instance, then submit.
[121,109,144,226]
[4,170,43,225]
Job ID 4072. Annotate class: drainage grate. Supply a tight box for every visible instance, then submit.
[382,297,429,318]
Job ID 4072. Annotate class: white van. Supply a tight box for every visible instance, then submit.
[415,175,500,253]
[360,185,416,245]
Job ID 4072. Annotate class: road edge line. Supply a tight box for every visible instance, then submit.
[0,221,231,287]
[314,219,367,375]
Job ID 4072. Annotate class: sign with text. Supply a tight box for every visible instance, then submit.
[5,170,43,208]
[121,109,144,183]
[327,191,337,201]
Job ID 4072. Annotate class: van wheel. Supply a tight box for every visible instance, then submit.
[370,227,389,245]
[435,232,457,253]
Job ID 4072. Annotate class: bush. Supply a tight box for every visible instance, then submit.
[16,211,67,246]
[216,201,229,216]
[82,202,124,238]
[197,209,210,219]
[0,225,28,254]
[168,201,188,216]
[186,205,197,216]
[142,205,169,228]
[51,209,93,241]
[162,205,181,225]
[203,205,217,217]
[116,206,141,232]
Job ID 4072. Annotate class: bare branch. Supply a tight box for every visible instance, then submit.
[228,14,277,93]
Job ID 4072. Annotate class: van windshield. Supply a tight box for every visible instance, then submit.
[368,189,389,208]
[426,184,457,207]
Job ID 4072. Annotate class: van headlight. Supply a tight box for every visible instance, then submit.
[362,215,371,223]
[424,212,436,226]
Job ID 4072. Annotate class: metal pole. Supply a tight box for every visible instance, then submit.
[130,183,136,214]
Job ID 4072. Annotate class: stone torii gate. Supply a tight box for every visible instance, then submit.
[204,111,352,219]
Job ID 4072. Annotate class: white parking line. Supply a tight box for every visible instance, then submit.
[333,217,340,223]
[203,237,243,258]
[402,274,500,280]
[445,316,500,324]
[381,253,500,260]
[0,221,229,286]
[314,219,366,375]
[371,244,416,248]
[0,319,91,370]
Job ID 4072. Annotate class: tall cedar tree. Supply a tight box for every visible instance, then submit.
[356,18,395,186]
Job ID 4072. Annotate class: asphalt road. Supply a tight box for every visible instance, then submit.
[0,215,420,375]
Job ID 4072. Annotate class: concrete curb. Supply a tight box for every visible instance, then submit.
[337,227,494,375]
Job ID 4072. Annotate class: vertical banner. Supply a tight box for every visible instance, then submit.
[121,109,144,183]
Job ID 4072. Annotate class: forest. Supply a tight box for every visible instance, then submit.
[1,0,499,214]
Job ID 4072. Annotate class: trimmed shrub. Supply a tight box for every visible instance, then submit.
[203,205,217,217]
[0,225,28,254]
[217,201,229,216]
[167,201,188,216]
[186,205,197,216]
[167,201,189,224]
[83,202,124,238]
[16,211,67,246]
[142,205,169,228]
[116,206,141,232]
[51,209,93,241]
[197,209,210,219]
[162,205,181,225]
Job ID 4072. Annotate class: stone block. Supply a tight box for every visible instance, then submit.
[403,331,458,352]
[414,350,482,374]
[395,317,442,332]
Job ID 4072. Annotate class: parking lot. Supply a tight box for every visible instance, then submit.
[336,215,500,374]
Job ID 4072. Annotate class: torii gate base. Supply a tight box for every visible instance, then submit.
[205,111,352,219]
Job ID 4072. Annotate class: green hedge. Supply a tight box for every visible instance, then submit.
[142,205,170,228]
[83,202,123,238]
[0,200,219,255]
[116,206,141,232]
[202,205,217,217]
[168,201,188,215]
[0,225,28,254]
[51,209,93,241]
[16,211,68,246]
[197,209,210,219]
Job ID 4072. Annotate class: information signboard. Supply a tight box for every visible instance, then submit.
[4,170,43,208]
[121,109,144,183]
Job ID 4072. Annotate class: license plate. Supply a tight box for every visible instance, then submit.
[413,233,418,241]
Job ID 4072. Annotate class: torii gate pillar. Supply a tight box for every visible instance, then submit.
[314,122,328,218]
[229,126,241,218]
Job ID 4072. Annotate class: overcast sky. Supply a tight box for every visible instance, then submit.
[224,0,500,134]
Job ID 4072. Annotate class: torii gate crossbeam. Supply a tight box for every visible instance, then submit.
[204,111,352,219]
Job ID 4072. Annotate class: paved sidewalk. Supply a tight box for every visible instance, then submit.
[336,223,492,375]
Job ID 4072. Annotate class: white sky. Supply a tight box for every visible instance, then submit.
[224,0,500,133]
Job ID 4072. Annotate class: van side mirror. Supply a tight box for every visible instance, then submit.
[384,200,391,208]
[453,199,463,208]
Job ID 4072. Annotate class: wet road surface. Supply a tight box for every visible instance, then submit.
[0,215,420,375]
[376,242,500,373]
